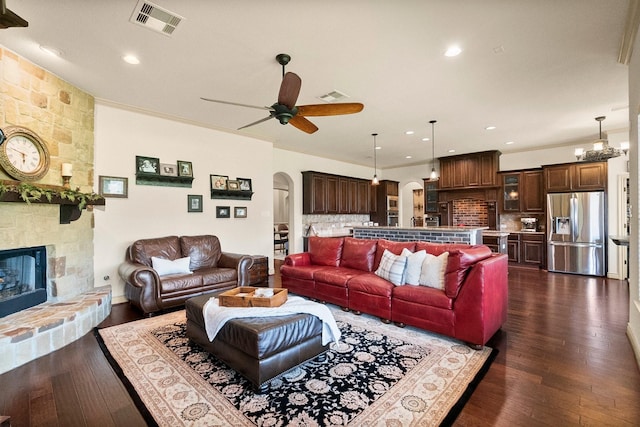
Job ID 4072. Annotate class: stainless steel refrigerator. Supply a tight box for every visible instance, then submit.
[547,191,606,276]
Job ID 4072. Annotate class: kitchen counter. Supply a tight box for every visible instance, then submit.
[482,230,511,237]
[353,225,486,245]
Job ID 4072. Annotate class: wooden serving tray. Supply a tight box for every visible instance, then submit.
[218,287,288,308]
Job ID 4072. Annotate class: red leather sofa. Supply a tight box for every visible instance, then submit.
[280,236,508,348]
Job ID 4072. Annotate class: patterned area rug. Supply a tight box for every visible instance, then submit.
[97,306,495,426]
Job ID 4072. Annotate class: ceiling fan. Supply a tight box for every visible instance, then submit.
[201,53,364,134]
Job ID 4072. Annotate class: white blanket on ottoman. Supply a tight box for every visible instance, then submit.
[203,295,342,345]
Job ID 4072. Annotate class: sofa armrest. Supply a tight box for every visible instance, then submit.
[218,252,252,287]
[118,260,160,290]
[453,253,508,346]
[284,252,311,267]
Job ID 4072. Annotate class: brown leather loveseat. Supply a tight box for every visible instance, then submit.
[118,235,252,315]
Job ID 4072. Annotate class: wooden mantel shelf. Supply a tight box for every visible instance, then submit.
[0,180,105,224]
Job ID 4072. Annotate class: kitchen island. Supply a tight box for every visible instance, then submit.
[352,225,487,245]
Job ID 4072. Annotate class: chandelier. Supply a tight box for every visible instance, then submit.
[574,116,627,161]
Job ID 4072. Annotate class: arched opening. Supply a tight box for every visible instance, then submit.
[273,172,293,260]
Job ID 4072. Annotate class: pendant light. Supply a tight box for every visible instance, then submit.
[371,133,380,185]
[429,120,438,179]
[574,116,623,161]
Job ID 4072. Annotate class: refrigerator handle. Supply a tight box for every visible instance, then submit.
[570,193,578,242]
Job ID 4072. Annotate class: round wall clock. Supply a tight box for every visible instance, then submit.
[0,126,50,181]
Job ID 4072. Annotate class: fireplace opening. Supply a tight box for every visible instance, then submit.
[0,246,47,318]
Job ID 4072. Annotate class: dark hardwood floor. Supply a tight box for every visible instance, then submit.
[2,262,639,426]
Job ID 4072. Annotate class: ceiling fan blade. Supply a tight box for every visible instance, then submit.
[200,97,271,111]
[278,72,302,109]
[237,115,274,130]
[289,115,319,134]
[297,103,364,116]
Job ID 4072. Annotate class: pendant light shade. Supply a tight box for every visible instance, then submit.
[574,116,623,161]
[429,120,438,179]
[371,133,379,185]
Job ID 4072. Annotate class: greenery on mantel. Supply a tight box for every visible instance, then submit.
[0,180,104,210]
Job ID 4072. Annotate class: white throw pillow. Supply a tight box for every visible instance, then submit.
[374,249,407,286]
[152,256,192,276]
[418,252,449,290]
[401,248,427,286]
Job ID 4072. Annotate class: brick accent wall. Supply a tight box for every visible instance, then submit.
[453,198,488,227]
[0,46,97,301]
[353,227,483,245]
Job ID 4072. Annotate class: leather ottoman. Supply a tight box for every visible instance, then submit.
[185,294,329,392]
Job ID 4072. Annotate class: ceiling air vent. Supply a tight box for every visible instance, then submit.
[129,0,183,36]
[317,90,349,103]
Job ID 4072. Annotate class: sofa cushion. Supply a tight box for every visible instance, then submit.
[180,235,222,270]
[131,236,181,267]
[159,273,203,295]
[340,237,377,272]
[418,252,449,289]
[198,267,237,286]
[309,236,344,267]
[375,249,407,286]
[280,264,329,280]
[415,242,492,298]
[392,285,453,310]
[314,267,364,287]
[401,248,427,285]
[348,272,395,297]
[373,240,416,271]
[152,256,192,276]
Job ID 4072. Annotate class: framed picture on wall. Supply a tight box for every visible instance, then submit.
[98,176,128,198]
[227,180,240,191]
[177,160,193,177]
[187,195,203,212]
[210,174,228,191]
[237,177,252,192]
[216,206,231,218]
[234,206,247,218]
[136,156,160,175]
[160,163,178,176]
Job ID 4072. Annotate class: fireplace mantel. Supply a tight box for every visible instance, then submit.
[0,180,105,224]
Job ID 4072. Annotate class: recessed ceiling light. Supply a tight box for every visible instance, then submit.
[39,45,63,57]
[485,126,496,130]
[505,141,515,145]
[122,54,140,65]
[448,149,456,153]
[444,46,462,57]
[405,155,412,159]
[405,131,414,135]
[422,137,430,142]
[375,146,382,150]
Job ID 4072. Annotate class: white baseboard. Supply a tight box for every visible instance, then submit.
[112,294,128,304]
[627,322,640,370]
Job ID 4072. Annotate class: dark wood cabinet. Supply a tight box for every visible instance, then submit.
[247,256,268,287]
[370,180,399,226]
[544,161,607,192]
[438,201,451,226]
[507,233,545,268]
[499,169,544,213]
[520,233,545,267]
[423,179,439,213]
[302,171,372,214]
[438,150,500,190]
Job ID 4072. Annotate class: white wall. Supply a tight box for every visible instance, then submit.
[627,27,640,368]
[93,103,274,302]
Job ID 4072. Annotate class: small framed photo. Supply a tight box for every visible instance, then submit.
[177,160,193,177]
[160,163,178,176]
[188,195,203,212]
[98,176,128,198]
[237,177,252,192]
[210,174,229,191]
[234,206,247,218]
[216,206,231,218]
[136,156,160,175]
[227,180,241,191]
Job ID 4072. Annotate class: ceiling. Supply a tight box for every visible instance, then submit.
[0,0,633,169]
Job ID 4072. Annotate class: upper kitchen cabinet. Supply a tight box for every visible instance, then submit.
[544,161,607,192]
[438,150,500,190]
[499,169,544,213]
[303,171,373,214]
[423,179,439,213]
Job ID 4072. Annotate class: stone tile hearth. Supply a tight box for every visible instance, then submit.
[0,286,111,375]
